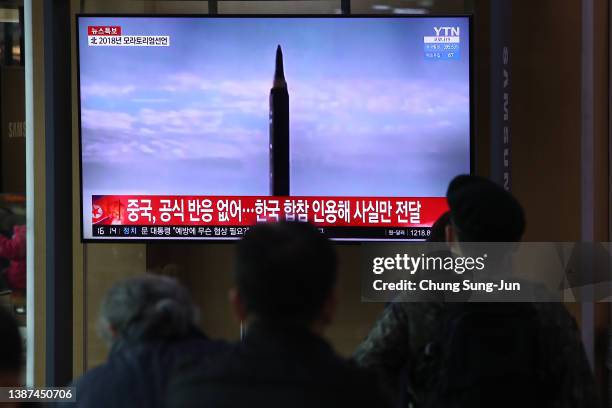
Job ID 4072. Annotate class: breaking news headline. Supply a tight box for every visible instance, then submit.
[92,195,448,228]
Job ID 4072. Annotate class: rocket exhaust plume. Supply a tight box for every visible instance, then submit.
[269,45,290,196]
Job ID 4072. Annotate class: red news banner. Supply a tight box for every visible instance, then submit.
[92,195,448,228]
[87,26,122,35]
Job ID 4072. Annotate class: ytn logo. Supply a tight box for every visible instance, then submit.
[433,27,460,36]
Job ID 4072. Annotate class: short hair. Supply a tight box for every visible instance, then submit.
[99,275,197,343]
[0,307,22,373]
[446,175,525,242]
[235,221,337,324]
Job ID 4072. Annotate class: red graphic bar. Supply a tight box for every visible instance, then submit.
[87,26,122,36]
[92,195,448,228]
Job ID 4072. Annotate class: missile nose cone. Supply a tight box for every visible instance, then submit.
[276,45,283,64]
[273,44,286,85]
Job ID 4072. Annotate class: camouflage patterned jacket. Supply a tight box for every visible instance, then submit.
[353,302,599,408]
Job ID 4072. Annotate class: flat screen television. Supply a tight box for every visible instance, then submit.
[77,15,472,242]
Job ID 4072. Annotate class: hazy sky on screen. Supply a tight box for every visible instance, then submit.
[79,17,470,202]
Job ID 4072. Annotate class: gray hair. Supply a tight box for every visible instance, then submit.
[98,274,198,344]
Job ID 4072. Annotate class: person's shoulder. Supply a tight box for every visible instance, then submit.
[168,339,391,408]
[69,363,120,407]
[72,363,110,389]
[333,355,382,383]
[76,336,229,401]
[172,336,364,384]
[170,338,236,380]
[328,357,393,406]
[166,340,243,407]
[395,301,446,338]
[163,333,230,360]
[530,302,584,356]
[531,302,578,330]
[117,330,231,370]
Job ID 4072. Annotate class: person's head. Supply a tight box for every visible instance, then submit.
[445,175,525,243]
[231,221,337,332]
[0,306,22,386]
[428,211,451,242]
[98,274,197,345]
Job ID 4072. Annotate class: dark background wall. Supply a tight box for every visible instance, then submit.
[511,0,584,242]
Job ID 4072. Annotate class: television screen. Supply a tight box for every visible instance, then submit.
[77,15,471,241]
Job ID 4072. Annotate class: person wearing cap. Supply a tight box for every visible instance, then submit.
[354,175,598,408]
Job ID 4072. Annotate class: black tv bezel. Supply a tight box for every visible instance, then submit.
[76,13,475,244]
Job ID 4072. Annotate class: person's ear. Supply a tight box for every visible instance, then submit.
[110,324,119,339]
[319,287,337,327]
[229,287,248,322]
[446,224,464,256]
[445,224,455,243]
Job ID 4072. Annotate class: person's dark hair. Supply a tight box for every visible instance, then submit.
[235,221,337,324]
[0,306,22,373]
[428,211,451,242]
[446,175,525,242]
[99,274,197,344]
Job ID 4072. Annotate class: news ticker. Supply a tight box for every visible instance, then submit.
[361,242,612,303]
[0,387,75,402]
[93,225,432,240]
